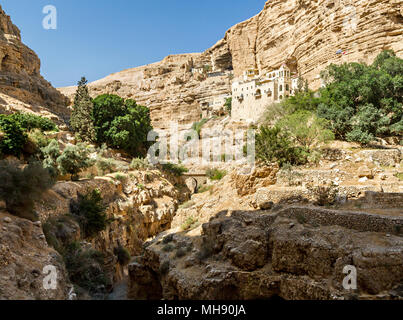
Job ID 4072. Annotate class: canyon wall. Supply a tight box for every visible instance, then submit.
[0,5,69,122]
[59,0,403,129]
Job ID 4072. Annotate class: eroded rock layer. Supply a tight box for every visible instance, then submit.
[0,5,68,121]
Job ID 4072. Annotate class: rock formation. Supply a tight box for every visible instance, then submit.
[0,5,68,122]
[59,0,403,129]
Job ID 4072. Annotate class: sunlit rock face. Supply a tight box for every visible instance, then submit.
[0,5,69,121]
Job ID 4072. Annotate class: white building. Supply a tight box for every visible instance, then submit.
[231,65,296,122]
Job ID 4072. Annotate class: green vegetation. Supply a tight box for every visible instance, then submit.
[130,157,150,170]
[0,160,55,221]
[191,118,208,138]
[56,143,95,181]
[70,77,96,142]
[0,115,27,156]
[394,172,403,181]
[197,185,213,194]
[181,216,198,231]
[63,242,111,295]
[206,168,227,181]
[317,50,402,144]
[0,113,58,157]
[114,246,131,266]
[92,94,153,156]
[255,126,308,167]
[225,97,232,115]
[70,189,108,238]
[161,162,188,176]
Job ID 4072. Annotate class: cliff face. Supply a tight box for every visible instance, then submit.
[225,0,403,88]
[59,0,403,129]
[0,5,68,121]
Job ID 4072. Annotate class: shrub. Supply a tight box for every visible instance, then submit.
[11,113,58,132]
[114,246,131,266]
[56,143,95,181]
[181,216,198,231]
[276,110,334,151]
[255,126,308,167]
[28,129,52,150]
[41,139,61,177]
[95,157,115,176]
[162,244,175,252]
[225,98,232,115]
[175,247,187,258]
[70,189,108,238]
[162,162,188,176]
[92,94,153,156]
[318,50,403,143]
[191,118,208,138]
[206,168,227,181]
[130,157,150,170]
[0,160,55,220]
[162,234,174,244]
[197,185,213,194]
[0,115,27,156]
[63,243,111,295]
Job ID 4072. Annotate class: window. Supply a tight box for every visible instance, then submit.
[280,95,283,100]
[286,84,289,91]
[279,85,283,92]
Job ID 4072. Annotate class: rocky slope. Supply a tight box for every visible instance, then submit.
[0,5,68,122]
[59,0,403,128]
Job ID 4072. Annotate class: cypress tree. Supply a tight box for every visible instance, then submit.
[70,77,96,142]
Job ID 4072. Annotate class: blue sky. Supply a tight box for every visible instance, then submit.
[1,0,265,87]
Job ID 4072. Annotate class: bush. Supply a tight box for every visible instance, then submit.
[63,243,111,295]
[0,160,55,220]
[277,110,334,151]
[130,157,150,170]
[57,143,95,181]
[28,129,51,149]
[225,98,232,115]
[95,157,115,176]
[191,118,208,138]
[70,189,108,238]
[11,113,58,132]
[255,126,308,167]
[41,139,61,177]
[181,216,198,231]
[162,162,188,176]
[114,246,131,266]
[0,115,27,156]
[318,50,403,143]
[92,94,153,156]
[206,168,227,181]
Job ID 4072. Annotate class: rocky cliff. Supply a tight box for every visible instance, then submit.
[59,0,403,129]
[0,5,68,122]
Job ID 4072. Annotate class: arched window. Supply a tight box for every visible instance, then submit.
[279,85,283,92]
[286,84,289,91]
[280,95,283,100]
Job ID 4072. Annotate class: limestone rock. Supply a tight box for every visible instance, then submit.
[0,5,69,121]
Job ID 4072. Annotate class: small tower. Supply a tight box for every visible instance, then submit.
[277,64,291,100]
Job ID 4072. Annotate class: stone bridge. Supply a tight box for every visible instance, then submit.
[183,171,208,193]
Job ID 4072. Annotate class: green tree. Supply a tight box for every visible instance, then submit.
[70,189,108,238]
[56,143,95,181]
[41,139,61,177]
[0,115,27,156]
[225,98,232,115]
[92,94,153,156]
[255,126,307,167]
[277,110,334,151]
[317,50,403,143]
[70,77,96,142]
